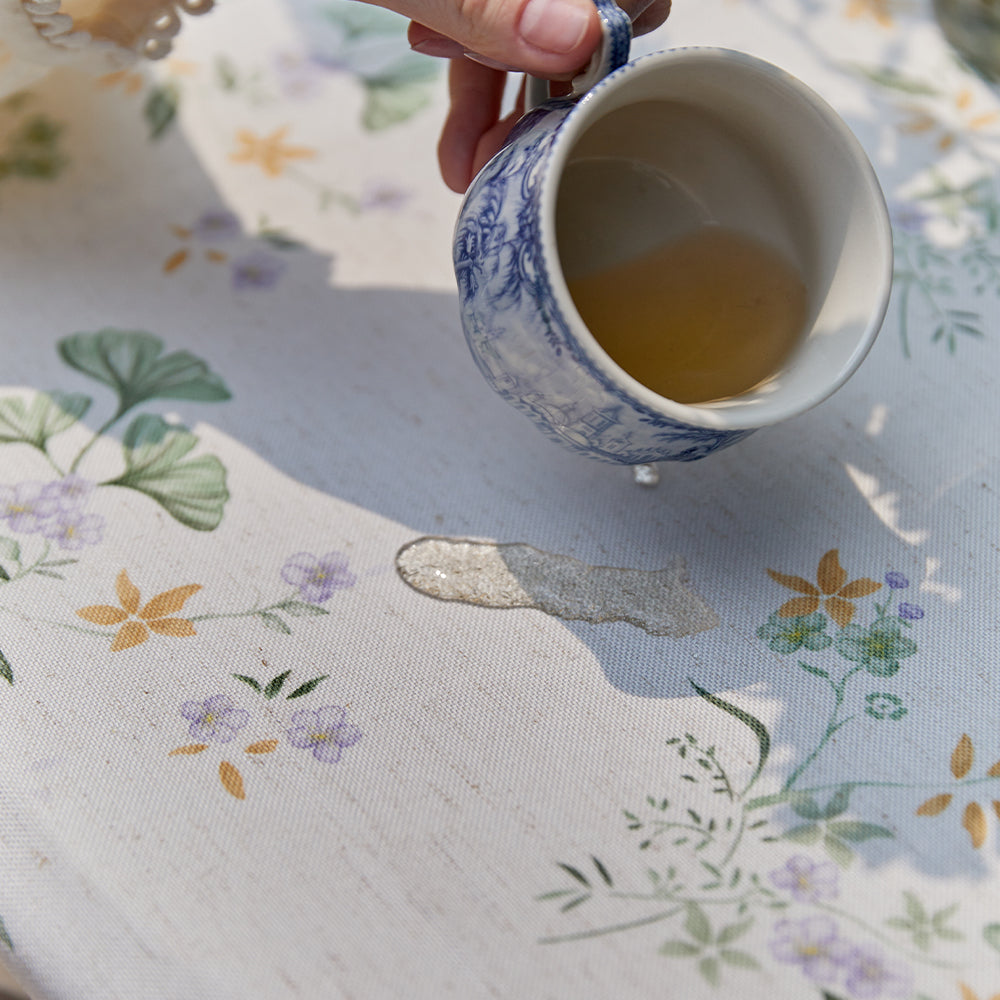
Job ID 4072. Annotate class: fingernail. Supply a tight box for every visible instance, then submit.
[464,52,521,72]
[411,37,465,59]
[518,0,591,54]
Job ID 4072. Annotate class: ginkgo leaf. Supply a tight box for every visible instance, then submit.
[245,740,279,755]
[168,744,208,756]
[767,569,818,595]
[110,621,149,652]
[916,793,953,816]
[963,801,987,848]
[140,584,202,620]
[146,618,196,637]
[987,761,1000,777]
[952,734,974,779]
[219,761,245,800]
[76,604,129,625]
[116,569,141,615]
[817,550,847,595]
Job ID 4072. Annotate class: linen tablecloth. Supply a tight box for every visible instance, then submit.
[1,0,999,997]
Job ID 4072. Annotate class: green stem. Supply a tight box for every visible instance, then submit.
[897,272,913,360]
[718,811,746,869]
[68,408,125,475]
[538,907,682,944]
[782,666,862,792]
[540,886,768,946]
[749,773,1000,810]
[0,606,111,638]
[188,589,299,623]
[813,901,959,969]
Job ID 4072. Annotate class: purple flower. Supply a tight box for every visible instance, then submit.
[888,200,929,235]
[0,481,60,533]
[359,181,411,212]
[231,249,287,290]
[286,705,361,763]
[281,551,357,603]
[40,510,104,550]
[769,855,839,902]
[180,694,249,743]
[770,916,852,983]
[842,943,911,999]
[898,602,924,621]
[884,572,909,589]
[192,209,241,242]
[273,51,325,99]
[41,475,94,512]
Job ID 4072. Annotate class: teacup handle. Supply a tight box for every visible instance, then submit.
[524,0,633,110]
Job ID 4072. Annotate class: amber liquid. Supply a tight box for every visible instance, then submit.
[566,227,808,405]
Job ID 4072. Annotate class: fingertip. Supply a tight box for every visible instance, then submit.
[515,0,601,71]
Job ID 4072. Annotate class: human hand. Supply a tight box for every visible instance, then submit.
[364,0,671,192]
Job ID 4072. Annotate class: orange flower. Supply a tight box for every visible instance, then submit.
[846,0,894,26]
[767,550,881,627]
[960,984,1000,1000]
[229,126,316,177]
[77,569,202,651]
[916,734,1000,848]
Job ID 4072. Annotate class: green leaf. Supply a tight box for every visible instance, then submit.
[659,940,701,957]
[782,823,821,845]
[258,612,292,634]
[0,565,8,583]
[232,674,261,692]
[58,329,231,413]
[557,863,590,888]
[698,956,720,986]
[106,415,229,531]
[0,537,18,568]
[823,833,854,869]
[0,913,11,950]
[983,922,1000,953]
[821,785,853,819]
[535,889,575,901]
[591,856,613,887]
[717,919,753,945]
[828,820,893,842]
[264,670,292,698]
[719,948,759,969]
[851,64,939,95]
[902,891,926,923]
[362,80,432,130]
[684,903,711,945]
[145,84,179,140]
[0,648,13,685]
[690,681,770,790]
[789,793,823,820]
[286,675,329,700]
[798,660,830,679]
[560,893,590,912]
[275,600,330,617]
[0,390,91,448]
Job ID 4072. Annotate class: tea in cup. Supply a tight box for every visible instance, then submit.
[453,9,892,464]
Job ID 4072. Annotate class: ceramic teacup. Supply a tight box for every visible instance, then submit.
[452,1,892,464]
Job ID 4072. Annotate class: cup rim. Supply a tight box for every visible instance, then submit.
[538,46,894,432]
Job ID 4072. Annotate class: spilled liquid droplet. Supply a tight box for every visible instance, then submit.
[395,537,718,638]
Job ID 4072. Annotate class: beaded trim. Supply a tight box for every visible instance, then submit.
[19,0,214,65]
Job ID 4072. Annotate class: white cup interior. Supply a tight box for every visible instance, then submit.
[544,48,893,430]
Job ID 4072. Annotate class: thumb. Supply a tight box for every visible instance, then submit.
[393,0,603,77]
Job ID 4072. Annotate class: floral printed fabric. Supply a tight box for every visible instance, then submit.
[1,0,1000,997]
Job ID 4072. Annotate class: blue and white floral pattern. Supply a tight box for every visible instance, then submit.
[453,96,752,465]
